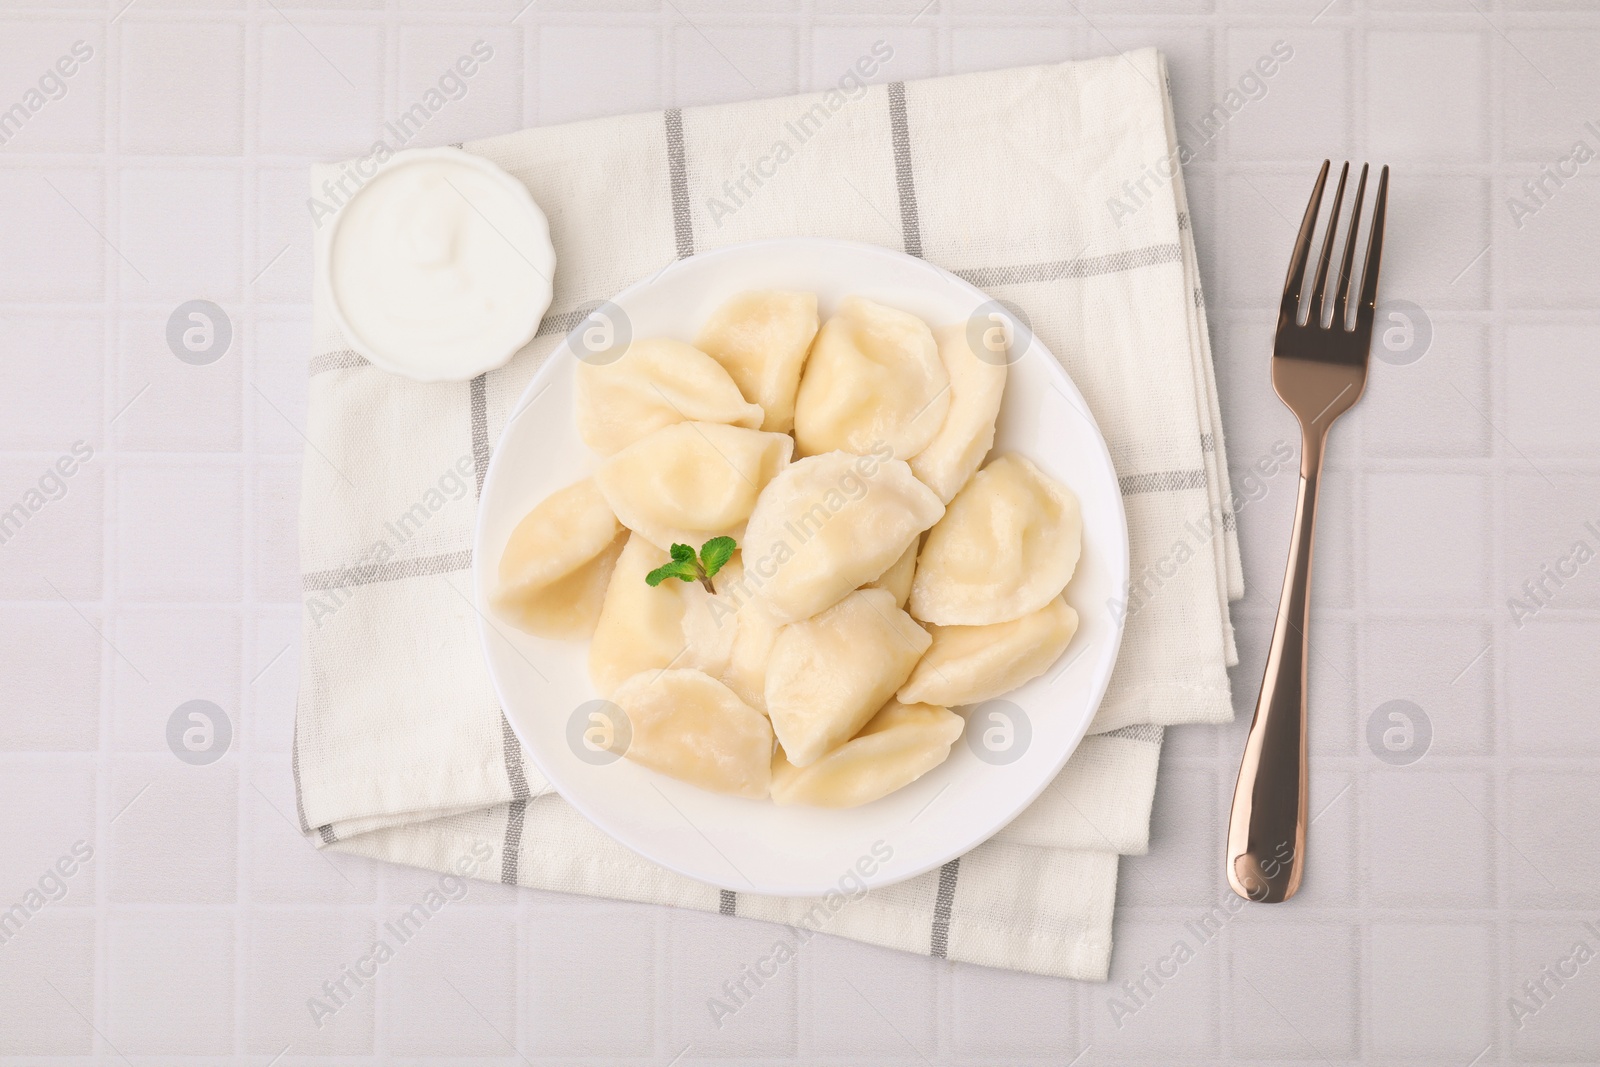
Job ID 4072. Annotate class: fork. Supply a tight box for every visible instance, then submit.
[1226,160,1389,903]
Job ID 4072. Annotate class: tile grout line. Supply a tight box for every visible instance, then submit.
[377,1,398,1057]
[790,16,815,1059]
[933,3,954,1058]
[94,2,121,1055]
[1212,14,1233,1061]
[1485,12,1511,1065]
[369,5,393,1062]
[1348,10,1368,1065]
[236,2,262,1061]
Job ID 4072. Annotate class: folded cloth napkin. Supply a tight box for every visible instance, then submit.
[294,48,1240,981]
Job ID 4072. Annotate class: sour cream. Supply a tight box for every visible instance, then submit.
[328,148,555,383]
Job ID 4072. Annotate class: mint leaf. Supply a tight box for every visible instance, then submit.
[645,559,698,587]
[645,537,739,593]
[699,536,736,578]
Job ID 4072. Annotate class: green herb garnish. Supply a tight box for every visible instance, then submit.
[646,536,735,594]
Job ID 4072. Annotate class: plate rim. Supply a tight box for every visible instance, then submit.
[474,235,1130,896]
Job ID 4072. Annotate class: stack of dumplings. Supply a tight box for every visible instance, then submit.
[493,290,1084,809]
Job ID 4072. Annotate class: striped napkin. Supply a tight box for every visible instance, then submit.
[294,48,1239,981]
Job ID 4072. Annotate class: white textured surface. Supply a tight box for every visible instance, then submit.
[0,0,1596,1063]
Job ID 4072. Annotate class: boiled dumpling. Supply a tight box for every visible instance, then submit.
[693,290,819,433]
[493,478,626,639]
[771,700,964,808]
[610,669,772,799]
[679,556,782,713]
[909,322,1007,503]
[793,296,949,460]
[899,596,1079,707]
[575,337,765,456]
[717,601,782,714]
[678,554,743,680]
[862,540,917,609]
[909,453,1082,626]
[594,422,792,551]
[743,451,944,624]
[589,533,703,695]
[764,589,931,767]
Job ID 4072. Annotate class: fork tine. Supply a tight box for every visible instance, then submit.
[1333,163,1369,329]
[1307,162,1349,326]
[1354,165,1390,334]
[1280,160,1330,325]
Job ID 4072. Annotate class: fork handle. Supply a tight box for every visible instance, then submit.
[1226,426,1326,902]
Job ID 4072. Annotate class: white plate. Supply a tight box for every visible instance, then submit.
[473,238,1128,897]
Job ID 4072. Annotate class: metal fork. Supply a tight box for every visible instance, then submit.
[1226,160,1389,903]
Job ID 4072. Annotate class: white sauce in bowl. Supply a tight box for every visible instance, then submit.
[328,149,555,382]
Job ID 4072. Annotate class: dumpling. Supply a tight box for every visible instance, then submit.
[909,453,1082,626]
[588,533,702,695]
[718,601,782,713]
[610,669,772,799]
[909,322,1007,503]
[492,478,626,639]
[575,337,765,456]
[679,556,783,713]
[594,422,793,551]
[678,554,741,680]
[899,596,1079,707]
[764,589,931,767]
[693,290,819,433]
[862,540,917,609]
[771,700,964,808]
[793,296,949,460]
[743,451,944,624]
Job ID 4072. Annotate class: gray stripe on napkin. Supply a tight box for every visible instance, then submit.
[500,714,530,884]
[1102,723,1165,745]
[664,108,694,259]
[896,81,957,966]
[719,889,737,916]
[306,242,1178,382]
[292,701,339,844]
[887,82,923,259]
[930,858,960,957]
[476,335,529,883]
[470,373,491,496]
[894,81,959,964]
[308,349,370,376]
[955,243,1183,288]
[302,549,471,591]
[307,305,594,379]
[501,802,527,884]
[291,713,312,834]
[538,304,597,339]
[1119,468,1208,496]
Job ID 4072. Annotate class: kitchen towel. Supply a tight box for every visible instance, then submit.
[294,48,1240,981]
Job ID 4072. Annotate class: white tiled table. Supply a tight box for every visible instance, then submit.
[2,1,1597,1063]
